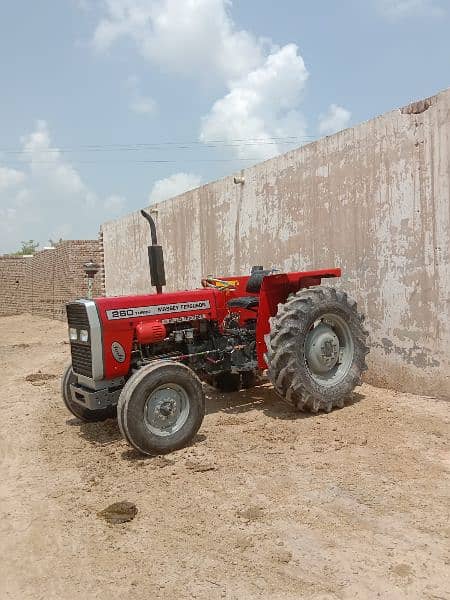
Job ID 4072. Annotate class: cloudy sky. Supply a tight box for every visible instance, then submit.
[0,0,448,253]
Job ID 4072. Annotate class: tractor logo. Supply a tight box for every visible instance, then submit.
[111,341,126,363]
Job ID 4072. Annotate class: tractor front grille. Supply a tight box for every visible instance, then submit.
[69,344,93,377]
[66,302,93,377]
[66,302,90,328]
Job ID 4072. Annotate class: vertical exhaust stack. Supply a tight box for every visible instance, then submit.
[141,210,166,294]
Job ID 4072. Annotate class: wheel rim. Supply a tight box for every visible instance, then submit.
[144,383,190,437]
[304,313,354,387]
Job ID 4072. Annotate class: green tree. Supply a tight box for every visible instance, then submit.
[14,240,40,255]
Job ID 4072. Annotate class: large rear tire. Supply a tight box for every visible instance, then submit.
[265,286,369,413]
[117,361,205,456]
[61,364,116,422]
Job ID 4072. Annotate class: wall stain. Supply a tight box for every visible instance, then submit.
[378,338,440,369]
[400,98,432,115]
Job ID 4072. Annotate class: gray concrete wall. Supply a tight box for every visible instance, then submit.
[102,89,450,400]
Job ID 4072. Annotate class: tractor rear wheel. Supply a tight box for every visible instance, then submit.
[265,286,369,413]
[117,361,205,455]
[61,364,115,422]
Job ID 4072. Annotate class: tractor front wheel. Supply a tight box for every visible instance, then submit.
[265,286,369,413]
[117,361,205,455]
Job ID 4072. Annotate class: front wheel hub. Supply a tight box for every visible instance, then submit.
[159,400,176,417]
[144,384,190,436]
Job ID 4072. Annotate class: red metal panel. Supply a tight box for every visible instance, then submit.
[95,288,220,379]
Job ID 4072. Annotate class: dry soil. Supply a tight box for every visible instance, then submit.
[0,314,449,600]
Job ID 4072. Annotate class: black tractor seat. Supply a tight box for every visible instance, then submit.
[227,296,259,310]
[226,267,272,311]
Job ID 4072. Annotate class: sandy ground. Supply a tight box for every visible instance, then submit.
[0,313,449,600]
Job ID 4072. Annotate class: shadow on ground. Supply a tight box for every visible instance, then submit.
[120,433,207,462]
[67,383,365,453]
[75,418,122,446]
[205,383,365,421]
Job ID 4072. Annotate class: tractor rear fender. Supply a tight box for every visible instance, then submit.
[255,269,341,368]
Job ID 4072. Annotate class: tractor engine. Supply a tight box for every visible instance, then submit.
[135,314,257,382]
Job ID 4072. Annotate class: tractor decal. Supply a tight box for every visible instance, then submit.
[106,300,211,320]
[111,341,126,363]
[161,314,206,324]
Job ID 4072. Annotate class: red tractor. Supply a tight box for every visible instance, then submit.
[62,211,369,455]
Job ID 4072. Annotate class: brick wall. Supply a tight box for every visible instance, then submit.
[0,239,104,320]
[0,255,31,316]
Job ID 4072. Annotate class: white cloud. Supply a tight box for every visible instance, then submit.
[91,1,347,162]
[73,0,92,11]
[318,104,351,136]
[148,172,202,204]
[0,121,127,254]
[51,222,73,241]
[200,44,309,160]
[94,0,264,81]
[130,96,156,114]
[378,0,445,18]
[126,74,157,115]
[21,120,91,202]
[104,194,126,215]
[0,166,26,191]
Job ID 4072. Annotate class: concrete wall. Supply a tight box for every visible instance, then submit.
[0,240,104,320]
[102,89,450,400]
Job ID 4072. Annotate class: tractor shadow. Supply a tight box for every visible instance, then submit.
[71,417,123,447]
[120,433,208,462]
[67,385,365,455]
[205,382,365,421]
[72,416,207,458]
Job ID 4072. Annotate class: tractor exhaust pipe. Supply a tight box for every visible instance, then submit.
[141,209,166,294]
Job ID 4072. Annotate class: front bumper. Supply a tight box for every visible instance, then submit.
[70,383,121,411]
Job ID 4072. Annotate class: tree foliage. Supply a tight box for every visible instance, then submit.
[14,240,40,255]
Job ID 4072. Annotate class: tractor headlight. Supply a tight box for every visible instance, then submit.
[79,329,89,343]
[69,327,78,341]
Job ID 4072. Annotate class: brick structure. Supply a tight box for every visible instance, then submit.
[0,239,104,320]
[0,255,32,316]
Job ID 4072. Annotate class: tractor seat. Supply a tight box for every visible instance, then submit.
[227,296,259,310]
[227,267,271,311]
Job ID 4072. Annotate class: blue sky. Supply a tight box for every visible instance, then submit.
[0,0,448,253]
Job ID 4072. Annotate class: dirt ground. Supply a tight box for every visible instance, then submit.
[0,314,449,600]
